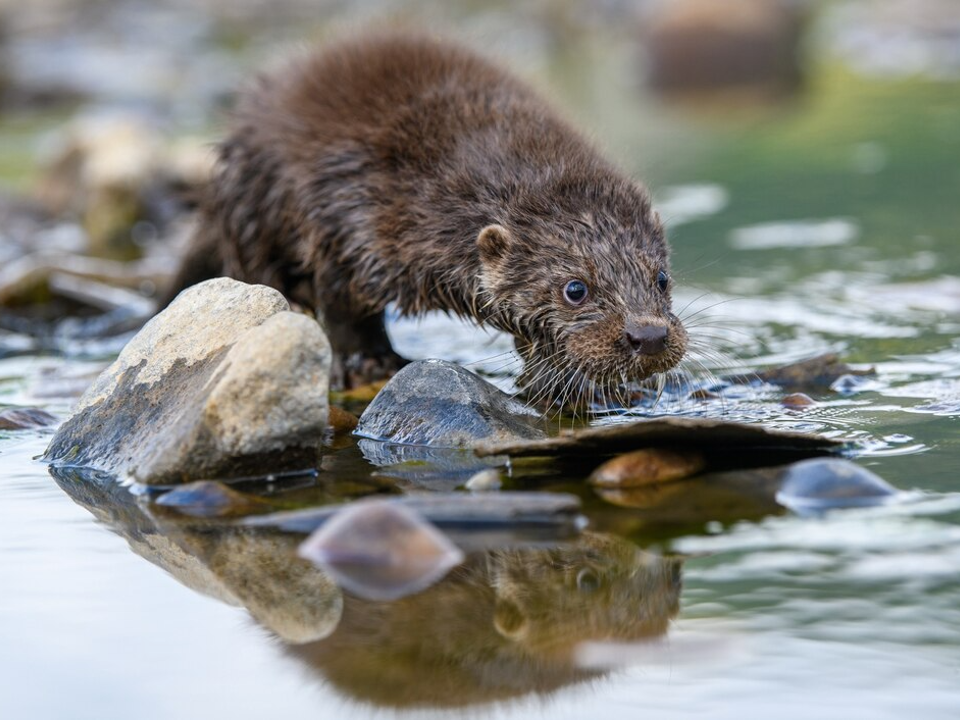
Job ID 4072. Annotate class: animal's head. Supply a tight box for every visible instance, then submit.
[476,182,687,408]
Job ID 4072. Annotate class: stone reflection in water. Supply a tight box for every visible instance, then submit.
[297,500,465,601]
[50,467,344,644]
[49,467,681,709]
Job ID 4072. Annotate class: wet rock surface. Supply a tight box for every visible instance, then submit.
[355,359,547,448]
[44,278,331,484]
[477,415,844,463]
[775,458,901,513]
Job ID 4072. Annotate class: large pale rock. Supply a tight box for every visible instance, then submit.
[44,277,331,484]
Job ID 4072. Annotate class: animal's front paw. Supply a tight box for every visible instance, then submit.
[331,350,410,390]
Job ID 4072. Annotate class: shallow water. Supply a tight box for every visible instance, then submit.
[3,17,960,720]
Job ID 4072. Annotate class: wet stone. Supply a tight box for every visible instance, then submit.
[689,388,721,401]
[781,392,816,409]
[465,468,503,492]
[775,458,900,513]
[43,278,331,484]
[735,353,875,392]
[297,500,465,601]
[355,359,547,448]
[589,449,706,488]
[154,480,268,519]
[0,406,58,430]
[327,406,359,434]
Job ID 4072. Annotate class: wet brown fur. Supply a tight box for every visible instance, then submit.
[171,32,688,404]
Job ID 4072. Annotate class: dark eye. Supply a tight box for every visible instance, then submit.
[576,568,600,594]
[657,270,669,293]
[563,279,588,305]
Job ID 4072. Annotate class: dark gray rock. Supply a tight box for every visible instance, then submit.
[776,458,900,513]
[355,360,547,448]
[44,278,331,484]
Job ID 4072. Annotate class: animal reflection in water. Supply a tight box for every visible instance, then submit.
[289,533,682,708]
[51,468,683,709]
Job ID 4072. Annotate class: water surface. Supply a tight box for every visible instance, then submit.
[2,25,960,720]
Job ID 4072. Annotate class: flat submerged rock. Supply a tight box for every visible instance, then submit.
[476,415,844,461]
[244,492,584,549]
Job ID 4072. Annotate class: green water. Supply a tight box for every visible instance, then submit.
[2,53,960,720]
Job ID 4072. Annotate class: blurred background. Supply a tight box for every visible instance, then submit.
[1,0,959,354]
[3,3,960,719]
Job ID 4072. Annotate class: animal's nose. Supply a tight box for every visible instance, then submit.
[624,323,669,355]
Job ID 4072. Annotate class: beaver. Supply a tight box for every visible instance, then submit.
[167,33,688,407]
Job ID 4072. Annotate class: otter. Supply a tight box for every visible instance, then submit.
[167,33,688,407]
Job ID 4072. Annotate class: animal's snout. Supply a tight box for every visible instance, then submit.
[624,323,669,356]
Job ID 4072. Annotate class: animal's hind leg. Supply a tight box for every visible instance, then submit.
[318,302,409,389]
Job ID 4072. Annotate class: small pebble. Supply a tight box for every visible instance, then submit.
[689,388,720,400]
[327,406,359,434]
[589,448,706,488]
[465,468,502,492]
[781,392,815,409]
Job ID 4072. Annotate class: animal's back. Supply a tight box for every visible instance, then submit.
[201,33,599,316]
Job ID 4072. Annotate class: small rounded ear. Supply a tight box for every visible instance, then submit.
[477,224,512,263]
[493,598,527,640]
